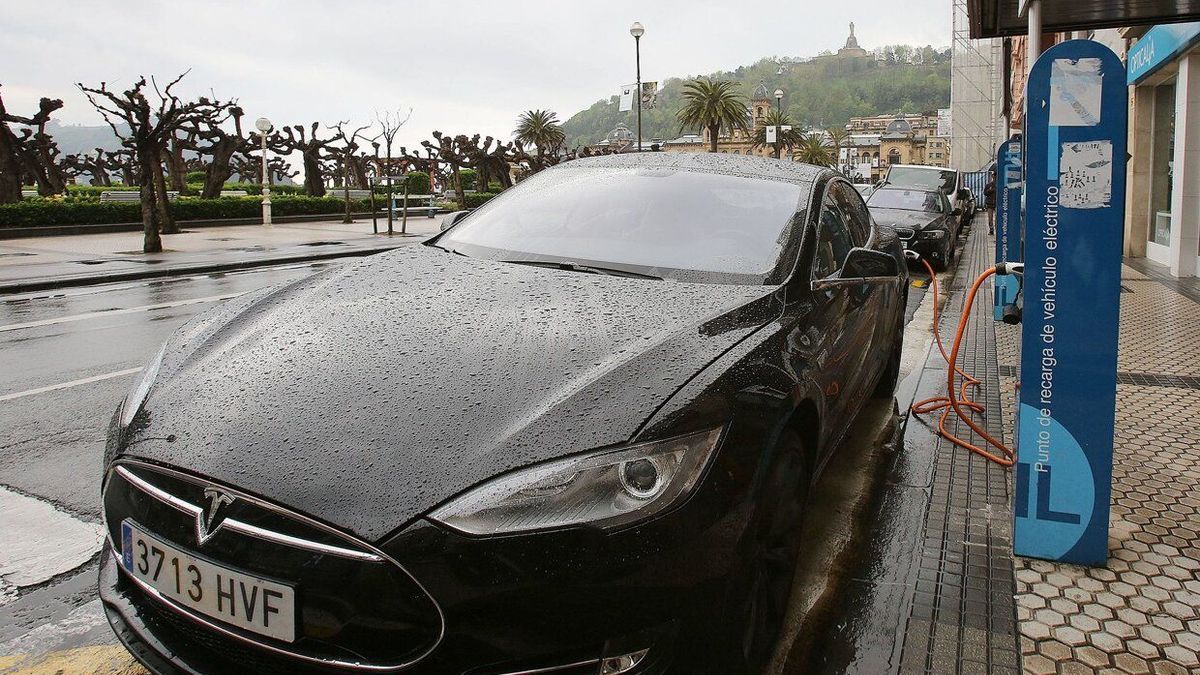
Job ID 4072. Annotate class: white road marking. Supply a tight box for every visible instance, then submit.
[0,292,245,332]
[0,487,103,589]
[0,368,142,402]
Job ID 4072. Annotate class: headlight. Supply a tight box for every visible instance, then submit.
[428,427,724,536]
[119,344,167,428]
[920,229,946,239]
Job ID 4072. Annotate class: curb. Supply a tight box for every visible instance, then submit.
[0,242,417,295]
[0,211,448,240]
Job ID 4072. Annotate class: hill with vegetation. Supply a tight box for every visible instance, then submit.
[562,45,950,147]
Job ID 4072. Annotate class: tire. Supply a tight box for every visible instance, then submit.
[726,430,810,674]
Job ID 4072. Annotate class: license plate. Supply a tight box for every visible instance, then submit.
[121,519,296,642]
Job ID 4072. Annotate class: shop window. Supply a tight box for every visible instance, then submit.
[1149,82,1176,247]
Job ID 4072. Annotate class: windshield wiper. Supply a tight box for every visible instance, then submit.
[501,259,662,280]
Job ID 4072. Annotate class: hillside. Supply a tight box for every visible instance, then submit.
[562,46,950,146]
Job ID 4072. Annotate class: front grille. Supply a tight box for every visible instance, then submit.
[102,460,443,671]
[893,227,915,240]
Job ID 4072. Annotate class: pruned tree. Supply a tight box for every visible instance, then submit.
[163,125,200,192]
[62,148,117,186]
[110,147,138,186]
[276,123,336,196]
[0,86,67,201]
[328,120,371,223]
[78,72,221,252]
[194,103,245,198]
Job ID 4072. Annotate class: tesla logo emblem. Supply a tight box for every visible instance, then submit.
[196,488,235,546]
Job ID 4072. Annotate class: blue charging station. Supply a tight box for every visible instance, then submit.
[994,136,1023,321]
[1013,40,1127,566]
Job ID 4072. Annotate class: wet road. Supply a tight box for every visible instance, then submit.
[0,254,949,673]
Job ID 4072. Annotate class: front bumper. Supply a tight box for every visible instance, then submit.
[99,458,750,674]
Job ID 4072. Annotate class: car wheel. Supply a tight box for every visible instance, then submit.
[727,430,809,673]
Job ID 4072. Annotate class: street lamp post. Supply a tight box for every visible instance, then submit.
[773,89,784,159]
[630,21,644,152]
[255,117,273,227]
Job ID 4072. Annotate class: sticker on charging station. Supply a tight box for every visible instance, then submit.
[1059,141,1113,209]
[994,137,1022,321]
[1016,41,1126,567]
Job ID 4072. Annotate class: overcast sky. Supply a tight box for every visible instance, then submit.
[3,1,951,149]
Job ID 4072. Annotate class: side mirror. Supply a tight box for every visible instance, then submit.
[811,247,900,292]
[440,210,471,232]
[951,208,962,216]
[843,247,899,278]
[956,188,971,200]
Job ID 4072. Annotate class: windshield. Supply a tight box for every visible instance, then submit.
[886,166,957,194]
[439,166,806,283]
[867,189,944,213]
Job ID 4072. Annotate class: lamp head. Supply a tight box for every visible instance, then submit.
[774,89,784,100]
[629,22,644,38]
[254,117,273,133]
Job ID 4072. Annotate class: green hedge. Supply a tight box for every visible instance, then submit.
[464,192,500,208]
[0,196,376,228]
[372,172,431,196]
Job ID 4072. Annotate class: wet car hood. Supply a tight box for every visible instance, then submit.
[868,208,945,230]
[121,245,778,542]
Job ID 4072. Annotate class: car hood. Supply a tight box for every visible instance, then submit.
[120,245,778,542]
[869,208,944,230]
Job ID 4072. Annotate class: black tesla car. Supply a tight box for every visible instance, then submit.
[100,153,907,675]
[865,186,959,271]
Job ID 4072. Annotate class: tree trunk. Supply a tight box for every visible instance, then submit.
[302,150,325,197]
[708,125,719,153]
[165,138,187,192]
[137,147,162,253]
[147,146,178,235]
[451,165,465,210]
[201,139,238,199]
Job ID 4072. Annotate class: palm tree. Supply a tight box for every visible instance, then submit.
[513,110,566,169]
[752,109,803,159]
[792,133,834,166]
[676,78,749,152]
[826,126,850,172]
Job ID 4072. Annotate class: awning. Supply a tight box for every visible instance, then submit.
[967,0,1200,38]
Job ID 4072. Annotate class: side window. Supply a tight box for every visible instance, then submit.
[812,191,855,279]
[832,182,872,246]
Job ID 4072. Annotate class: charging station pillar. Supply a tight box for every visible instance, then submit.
[994,135,1023,321]
[1014,40,1127,566]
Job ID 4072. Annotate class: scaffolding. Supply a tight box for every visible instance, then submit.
[950,0,1005,171]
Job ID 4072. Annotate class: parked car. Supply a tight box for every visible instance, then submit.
[852,182,876,200]
[882,164,972,234]
[99,153,908,674]
[867,186,959,271]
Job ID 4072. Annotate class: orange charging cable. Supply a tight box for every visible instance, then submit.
[910,259,1015,467]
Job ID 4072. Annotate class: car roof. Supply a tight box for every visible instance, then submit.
[873,186,943,196]
[888,164,957,172]
[563,152,828,186]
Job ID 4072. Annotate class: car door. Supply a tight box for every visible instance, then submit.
[802,182,867,456]
[829,180,888,411]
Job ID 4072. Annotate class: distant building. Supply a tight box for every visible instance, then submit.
[842,113,951,181]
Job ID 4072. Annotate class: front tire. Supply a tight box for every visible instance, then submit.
[727,430,810,673]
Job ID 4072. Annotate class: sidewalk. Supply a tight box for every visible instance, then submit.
[0,217,444,294]
[799,223,1200,674]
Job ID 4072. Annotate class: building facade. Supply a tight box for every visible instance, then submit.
[1123,23,1200,278]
